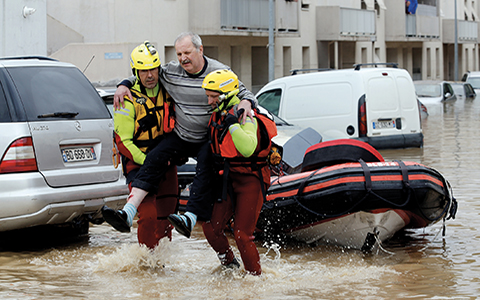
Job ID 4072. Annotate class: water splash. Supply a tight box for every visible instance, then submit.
[94,238,175,273]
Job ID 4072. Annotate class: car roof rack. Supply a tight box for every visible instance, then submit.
[353,63,398,71]
[0,56,58,61]
[290,68,333,75]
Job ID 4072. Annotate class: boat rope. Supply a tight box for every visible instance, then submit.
[373,233,395,255]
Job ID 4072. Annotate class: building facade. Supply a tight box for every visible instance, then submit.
[1,0,478,91]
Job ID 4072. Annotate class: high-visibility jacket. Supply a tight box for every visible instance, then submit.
[208,97,277,187]
[114,87,174,174]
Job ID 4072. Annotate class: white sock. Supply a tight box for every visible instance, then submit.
[123,203,137,227]
[183,212,197,229]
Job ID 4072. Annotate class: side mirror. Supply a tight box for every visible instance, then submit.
[444,92,451,99]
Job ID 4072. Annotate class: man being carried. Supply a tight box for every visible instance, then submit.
[104,32,257,238]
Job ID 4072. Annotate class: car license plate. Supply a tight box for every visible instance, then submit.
[373,120,395,129]
[62,147,96,162]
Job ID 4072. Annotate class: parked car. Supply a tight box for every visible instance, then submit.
[0,56,129,233]
[449,82,476,100]
[96,87,116,116]
[461,71,480,93]
[414,80,457,104]
[414,80,458,116]
[255,63,423,150]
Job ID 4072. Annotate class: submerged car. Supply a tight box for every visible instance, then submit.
[449,82,476,100]
[414,80,457,104]
[414,80,457,116]
[461,71,480,93]
[0,56,129,233]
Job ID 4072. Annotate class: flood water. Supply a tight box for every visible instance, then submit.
[1,96,480,299]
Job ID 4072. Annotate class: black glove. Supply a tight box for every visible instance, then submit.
[224,113,239,128]
[235,108,245,119]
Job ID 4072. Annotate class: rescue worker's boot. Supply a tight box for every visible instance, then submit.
[218,252,240,269]
[102,206,131,233]
[225,258,241,269]
[167,212,196,238]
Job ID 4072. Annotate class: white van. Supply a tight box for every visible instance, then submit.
[256,63,423,149]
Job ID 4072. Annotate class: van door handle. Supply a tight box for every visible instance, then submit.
[395,118,402,130]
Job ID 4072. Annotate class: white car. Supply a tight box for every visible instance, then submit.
[0,57,129,234]
[461,71,480,94]
[414,80,457,115]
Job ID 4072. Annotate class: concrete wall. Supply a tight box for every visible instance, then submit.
[1,0,47,57]
[276,2,318,77]
[384,0,407,41]
[50,42,139,87]
[46,0,191,87]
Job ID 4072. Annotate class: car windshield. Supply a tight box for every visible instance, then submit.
[466,77,480,89]
[257,89,281,115]
[7,66,111,121]
[415,84,441,97]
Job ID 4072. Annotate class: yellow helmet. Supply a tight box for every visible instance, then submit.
[130,41,160,73]
[202,69,239,95]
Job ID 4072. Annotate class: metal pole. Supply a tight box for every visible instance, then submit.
[268,0,275,82]
[454,0,458,81]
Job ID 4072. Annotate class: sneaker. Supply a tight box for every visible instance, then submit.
[224,257,240,269]
[102,206,131,233]
[167,214,192,238]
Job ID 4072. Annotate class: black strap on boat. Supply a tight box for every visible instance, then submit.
[296,168,322,196]
[359,159,372,192]
[289,159,458,228]
[293,166,371,218]
[394,160,410,190]
[293,159,412,218]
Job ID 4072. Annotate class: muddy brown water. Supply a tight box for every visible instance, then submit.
[1,96,479,299]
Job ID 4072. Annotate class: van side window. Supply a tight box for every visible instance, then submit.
[0,84,11,122]
[257,89,281,115]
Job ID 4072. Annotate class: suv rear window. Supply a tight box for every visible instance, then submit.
[0,84,11,122]
[7,66,110,121]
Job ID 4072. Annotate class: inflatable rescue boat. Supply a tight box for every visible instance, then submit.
[257,139,457,251]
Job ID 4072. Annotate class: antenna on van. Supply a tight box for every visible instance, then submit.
[83,55,95,73]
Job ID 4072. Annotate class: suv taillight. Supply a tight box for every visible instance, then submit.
[358,96,367,137]
[0,137,38,173]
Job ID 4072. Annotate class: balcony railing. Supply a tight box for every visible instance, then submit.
[340,8,375,36]
[458,20,478,41]
[221,0,269,31]
[220,0,297,32]
[406,14,439,38]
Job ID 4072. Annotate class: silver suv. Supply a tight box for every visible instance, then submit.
[461,71,480,93]
[0,56,129,233]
